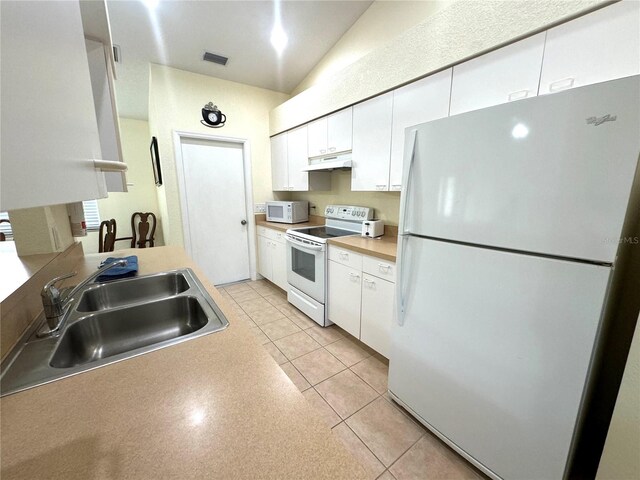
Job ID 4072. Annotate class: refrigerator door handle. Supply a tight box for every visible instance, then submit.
[396,234,410,326]
[398,129,418,236]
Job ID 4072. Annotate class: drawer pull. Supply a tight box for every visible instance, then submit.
[378,264,392,272]
[339,252,349,259]
[508,89,529,101]
[363,278,375,286]
[549,77,575,92]
[349,273,360,280]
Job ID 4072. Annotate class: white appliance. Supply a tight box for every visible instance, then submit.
[389,76,640,480]
[286,205,373,326]
[361,220,384,238]
[265,201,308,224]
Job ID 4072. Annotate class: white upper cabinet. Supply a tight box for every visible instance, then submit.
[351,93,394,191]
[307,117,328,158]
[390,69,452,191]
[307,107,352,157]
[270,133,288,191]
[539,1,640,95]
[86,39,126,192]
[0,0,107,211]
[450,33,546,116]
[326,108,353,154]
[287,125,309,191]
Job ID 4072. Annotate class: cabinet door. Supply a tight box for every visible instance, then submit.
[390,69,452,191]
[307,117,328,157]
[328,260,362,338]
[450,33,545,116]
[270,133,289,191]
[1,0,106,211]
[271,239,288,291]
[361,274,394,358]
[540,1,640,95]
[351,92,393,191]
[327,107,353,154]
[86,39,126,193]
[287,125,309,191]
[257,236,273,281]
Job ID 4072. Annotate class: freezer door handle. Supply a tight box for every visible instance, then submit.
[396,234,410,326]
[398,129,418,235]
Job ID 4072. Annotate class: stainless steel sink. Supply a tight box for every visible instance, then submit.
[0,269,229,397]
[76,272,190,312]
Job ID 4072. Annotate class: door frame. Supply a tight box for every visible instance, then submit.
[173,130,257,282]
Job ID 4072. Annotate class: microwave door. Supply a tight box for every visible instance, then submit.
[267,204,284,221]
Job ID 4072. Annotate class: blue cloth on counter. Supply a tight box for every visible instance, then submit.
[96,256,139,282]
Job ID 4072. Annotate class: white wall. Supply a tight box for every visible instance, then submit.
[80,118,162,253]
[148,64,290,247]
[291,0,452,95]
[270,0,608,135]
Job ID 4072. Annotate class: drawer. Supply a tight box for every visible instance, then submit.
[362,255,396,283]
[328,245,363,270]
[257,226,286,242]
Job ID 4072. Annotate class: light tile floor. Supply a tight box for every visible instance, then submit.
[219,279,486,480]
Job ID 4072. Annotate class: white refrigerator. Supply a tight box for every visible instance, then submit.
[389,76,640,480]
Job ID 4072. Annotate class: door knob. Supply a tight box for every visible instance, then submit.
[241,220,247,225]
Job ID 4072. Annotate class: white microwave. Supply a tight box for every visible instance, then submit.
[266,201,309,224]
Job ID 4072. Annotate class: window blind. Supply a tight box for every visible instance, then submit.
[82,200,101,231]
[0,211,12,239]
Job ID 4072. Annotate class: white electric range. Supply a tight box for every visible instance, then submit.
[285,205,374,326]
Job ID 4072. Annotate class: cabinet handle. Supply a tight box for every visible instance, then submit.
[320,149,326,154]
[391,184,402,191]
[328,147,336,152]
[363,278,375,286]
[94,159,128,172]
[378,263,392,272]
[549,77,575,92]
[375,184,387,191]
[349,273,360,280]
[339,252,349,259]
[507,89,529,101]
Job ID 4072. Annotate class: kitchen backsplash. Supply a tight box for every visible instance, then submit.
[290,170,401,225]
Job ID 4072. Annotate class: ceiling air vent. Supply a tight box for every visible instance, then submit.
[203,51,228,66]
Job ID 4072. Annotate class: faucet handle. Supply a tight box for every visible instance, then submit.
[41,272,77,300]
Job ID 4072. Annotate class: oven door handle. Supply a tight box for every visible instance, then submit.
[285,234,324,251]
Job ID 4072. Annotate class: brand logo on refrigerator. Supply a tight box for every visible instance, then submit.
[586,114,617,126]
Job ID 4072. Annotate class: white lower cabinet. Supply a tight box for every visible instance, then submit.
[328,260,362,338]
[257,227,288,290]
[328,245,396,357]
[361,274,394,358]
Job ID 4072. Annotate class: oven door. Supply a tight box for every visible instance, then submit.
[286,234,326,304]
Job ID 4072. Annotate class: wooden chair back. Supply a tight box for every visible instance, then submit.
[98,219,117,253]
[131,212,156,248]
[0,219,11,241]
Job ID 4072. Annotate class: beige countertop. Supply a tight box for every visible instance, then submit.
[256,217,398,262]
[327,235,398,263]
[0,247,367,480]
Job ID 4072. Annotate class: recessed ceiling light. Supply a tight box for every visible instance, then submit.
[511,123,529,139]
[270,23,288,55]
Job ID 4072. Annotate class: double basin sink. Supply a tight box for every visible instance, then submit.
[1,269,229,396]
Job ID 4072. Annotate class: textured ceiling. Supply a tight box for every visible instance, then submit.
[107,0,373,119]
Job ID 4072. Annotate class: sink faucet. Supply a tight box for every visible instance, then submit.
[39,259,128,336]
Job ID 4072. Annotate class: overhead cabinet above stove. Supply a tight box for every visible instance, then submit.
[307,107,352,158]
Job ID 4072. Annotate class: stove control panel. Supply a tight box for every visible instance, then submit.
[325,205,374,221]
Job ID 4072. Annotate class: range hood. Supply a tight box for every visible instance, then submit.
[302,153,352,172]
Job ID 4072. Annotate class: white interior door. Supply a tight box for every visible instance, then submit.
[180,138,250,285]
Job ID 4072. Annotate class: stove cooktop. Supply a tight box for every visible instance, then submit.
[289,226,358,240]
